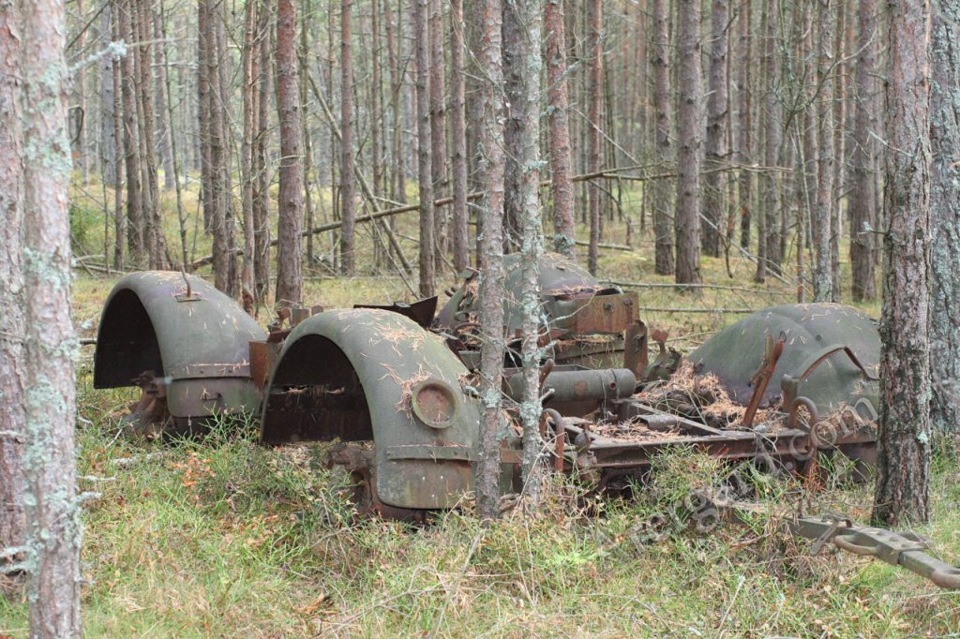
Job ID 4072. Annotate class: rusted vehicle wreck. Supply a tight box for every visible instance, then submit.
[92,256,960,588]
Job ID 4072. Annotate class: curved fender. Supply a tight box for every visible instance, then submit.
[94,271,265,420]
[261,308,481,510]
[689,303,879,415]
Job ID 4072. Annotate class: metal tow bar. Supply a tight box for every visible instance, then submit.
[790,515,960,589]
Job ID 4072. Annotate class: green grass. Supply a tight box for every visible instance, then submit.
[7,179,960,637]
[4,400,960,637]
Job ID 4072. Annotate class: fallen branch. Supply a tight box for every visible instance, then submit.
[635,306,759,314]
[575,240,633,251]
[606,280,793,296]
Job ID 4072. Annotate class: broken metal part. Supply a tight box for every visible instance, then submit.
[503,367,637,418]
[622,321,649,381]
[790,514,960,589]
[355,296,438,329]
[645,328,682,382]
[741,333,786,428]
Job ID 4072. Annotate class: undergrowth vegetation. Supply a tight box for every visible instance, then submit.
[3,183,959,636]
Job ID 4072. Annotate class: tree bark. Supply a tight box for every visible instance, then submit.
[872,0,932,527]
[276,0,303,305]
[586,0,603,274]
[99,2,116,186]
[135,0,167,270]
[761,0,782,277]
[651,0,674,275]
[545,0,576,259]
[702,0,729,258]
[451,0,469,272]
[340,0,357,274]
[254,1,272,305]
[415,0,435,296]
[2,0,82,631]
[241,0,260,300]
[0,2,25,596]
[430,0,448,266]
[505,0,545,507]
[675,0,702,285]
[929,0,960,434]
[850,0,880,302]
[476,0,505,522]
[812,0,835,302]
[119,0,144,266]
[737,0,754,252]
[503,0,523,251]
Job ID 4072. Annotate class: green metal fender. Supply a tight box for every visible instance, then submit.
[688,303,879,416]
[94,271,265,421]
[261,308,482,510]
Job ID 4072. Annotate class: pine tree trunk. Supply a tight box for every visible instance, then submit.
[702,0,728,258]
[430,0,448,265]
[119,0,144,266]
[154,5,175,192]
[850,0,879,302]
[6,0,82,630]
[761,0,782,276]
[476,0,505,522]
[276,0,303,305]
[929,0,960,434]
[99,2,116,186]
[545,0,575,259]
[254,2,272,305]
[506,0,545,507]
[651,0,674,275]
[503,0,523,251]
[586,0,603,274]
[414,0,435,296]
[675,0,702,285]
[812,0,835,302]
[737,0,754,252]
[241,0,260,300]
[450,0,469,272]
[340,0,357,274]
[0,3,25,595]
[872,0,932,528]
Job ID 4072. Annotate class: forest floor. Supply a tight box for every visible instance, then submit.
[3,188,960,637]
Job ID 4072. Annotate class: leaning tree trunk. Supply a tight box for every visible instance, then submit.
[475,0,506,522]
[544,0,575,259]
[872,0,932,528]
[929,0,960,434]
[674,0,702,285]
[276,0,303,306]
